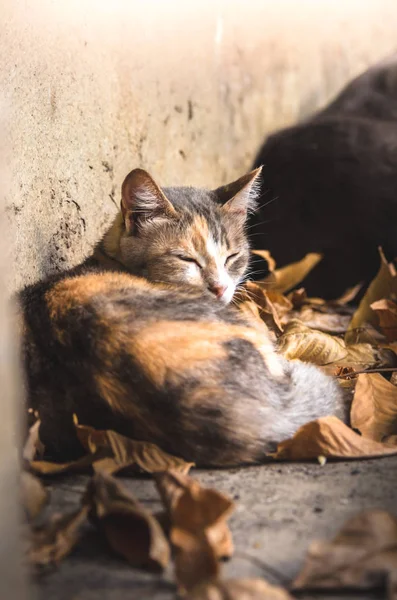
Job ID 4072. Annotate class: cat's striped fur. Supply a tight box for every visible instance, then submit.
[19,169,344,466]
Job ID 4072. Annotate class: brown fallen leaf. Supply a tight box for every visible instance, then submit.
[155,470,235,592]
[293,510,397,598]
[265,290,293,318]
[240,282,284,332]
[284,306,351,334]
[187,578,293,599]
[271,416,397,460]
[346,248,397,344]
[28,504,89,568]
[371,299,397,342]
[23,419,45,462]
[277,320,347,365]
[260,253,322,294]
[351,373,397,442]
[21,471,49,521]
[74,419,193,475]
[87,472,170,571]
[278,320,395,369]
[288,287,308,309]
[342,343,396,370]
[251,249,276,273]
[237,300,273,337]
[29,454,97,476]
[334,283,363,305]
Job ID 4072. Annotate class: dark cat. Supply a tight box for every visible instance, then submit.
[18,168,344,466]
[251,54,397,299]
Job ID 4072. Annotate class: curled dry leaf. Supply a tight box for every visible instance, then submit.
[260,253,322,294]
[371,299,397,342]
[334,283,363,305]
[271,416,397,461]
[346,248,397,344]
[241,282,284,332]
[285,306,351,335]
[187,578,293,599]
[29,454,97,476]
[74,418,193,475]
[237,300,273,336]
[28,504,89,569]
[288,287,308,309]
[21,471,49,521]
[155,470,235,593]
[87,472,170,571]
[351,373,397,442]
[342,343,397,370]
[251,250,276,273]
[278,320,395,369]
[293,510,397,598]
[265,290,293,318]
[277,320,347,365]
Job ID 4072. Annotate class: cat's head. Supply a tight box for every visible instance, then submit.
[102,167,262,304]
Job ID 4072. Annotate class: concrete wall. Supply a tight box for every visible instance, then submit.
[2,0,397,291]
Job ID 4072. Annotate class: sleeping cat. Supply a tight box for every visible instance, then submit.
[19,168,344,466]
[250,54,397,299]
[85,167,259,304]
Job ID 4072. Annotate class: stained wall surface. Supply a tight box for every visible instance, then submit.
[2,0,397,291]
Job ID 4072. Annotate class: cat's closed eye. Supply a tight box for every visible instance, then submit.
[225,252,239,265]
[176,254,202,269]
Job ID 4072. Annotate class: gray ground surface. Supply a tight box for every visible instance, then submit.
[32,458,396,599]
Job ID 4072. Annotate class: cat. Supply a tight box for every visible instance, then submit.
[250,54,397,299]
[19,168,344,467]
[84,167,261,305]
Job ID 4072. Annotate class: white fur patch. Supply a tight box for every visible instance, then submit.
[206,236,235,304]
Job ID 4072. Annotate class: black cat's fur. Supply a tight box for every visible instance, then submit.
[251,54,397,299]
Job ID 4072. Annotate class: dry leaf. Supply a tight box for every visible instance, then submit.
[293,510,397,598]
[285,306,351,334]
[260,253,322,294]
[87,472,170,571]
[278,320,394,368]
[265,290,293,318]
[155,471,234,592]
[23,419,44,461]
[277,320,347,365]
[346,248,397,344]
[272,416,397,460]
[371,299,397,342]
[21,471,49,521]
[74,419,193,475]
[29,454,97,476]
[251,250,276,273]
[351,373,397,441]
[28,504,89,568]
[237,300,273,336]
[288,287,308,309]
[239,282,284,332]
[343,344,396,370]
[188,578,293,599]
[334,283,363,305]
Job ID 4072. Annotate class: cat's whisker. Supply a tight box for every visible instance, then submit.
[245,218,278,231]
[255,195,279,212]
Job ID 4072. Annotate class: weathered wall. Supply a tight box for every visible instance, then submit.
[2,0,397,291]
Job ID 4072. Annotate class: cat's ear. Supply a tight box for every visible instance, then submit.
[215,167,262,221]
[121,168,176,234]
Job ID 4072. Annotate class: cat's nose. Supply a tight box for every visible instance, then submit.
[208,283,227,299]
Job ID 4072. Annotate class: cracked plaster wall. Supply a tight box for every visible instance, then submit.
[2,0,397,291]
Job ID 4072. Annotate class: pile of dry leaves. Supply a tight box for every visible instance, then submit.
[22,247,397,598]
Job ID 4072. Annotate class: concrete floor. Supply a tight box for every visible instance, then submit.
[32,457,397,599]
